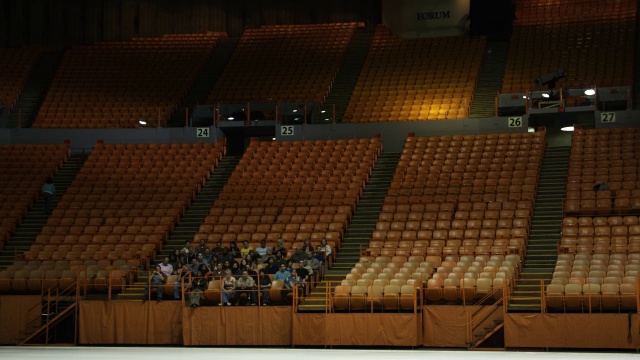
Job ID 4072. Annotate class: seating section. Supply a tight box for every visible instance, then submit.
[502,0,636,92]
[342,25,485,122]
[197,138,382,260]
[547,253,639,312]
[33,32,226,128]
[559,216,640,256]
[551,127,640,312]
[334,132,546,309]
[335,253,517,311]
[0,47,43,111]
[0,142,225,294]
[0,144,70,253]
[565,128,640,216]
[208,23,356,104]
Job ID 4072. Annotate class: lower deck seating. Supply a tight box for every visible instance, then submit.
[0,143,70,250]
[0,142,225,294]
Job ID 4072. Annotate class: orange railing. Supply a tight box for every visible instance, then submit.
[19,276,80,345]
[540,278,640,314]
[322,280,421,314]
[465,281,508,348]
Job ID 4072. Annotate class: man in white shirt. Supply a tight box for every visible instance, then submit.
[159,257,173,278]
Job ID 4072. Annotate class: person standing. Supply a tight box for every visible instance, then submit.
[42,177,55,214]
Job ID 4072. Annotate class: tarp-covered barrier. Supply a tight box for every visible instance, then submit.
[293,313,422,346]
[0,296,41,344]
[182,306,292,346]
[505,313,640,349]
[79,301,182,345]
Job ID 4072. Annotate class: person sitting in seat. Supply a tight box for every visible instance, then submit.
[301,238,314,253]
[290,247,305,263]
[212,241,225,257]
[228,241,241,258]
[281,269,305,304]
[240,240,253,258]
[195,239,208,255]
[159,257,173,278]
[274,239,287,258]
[256,240,270,258]
[258,268,271,306]
[305,251,321,279]
[188,270,207,308]
[181,241,195,263]
[195,253,209,272]
[231,262,242,276]
[265,257,279,274]
[145,265,165,301]
[296,260,310,282]
[221,269,236,306]
[236,270,257,305]
[211,262,225,278]
[173,262,189,300]
[203,247,213,265]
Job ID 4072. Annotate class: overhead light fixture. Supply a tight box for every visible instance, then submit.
[522,95,527,99]
[138,120,147,125]
[561,126,575,132]
[584,89,595,96]
[320,110,326,113]
[292,109,298,113]
[541,93,550,98]
[527,127,535,133]
[293,117,299,121]
[227,117,234,120]
[272,137,276,140]
[324,118,330,121]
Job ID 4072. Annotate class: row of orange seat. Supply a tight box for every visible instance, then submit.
[0,47,43,111]
[195,138,382,266]
[209,23,355,105]
[17,142,225,265]
[347,132,545,299]
[503,0,635,93]
[34,32,225,128]
[343,25,484,122]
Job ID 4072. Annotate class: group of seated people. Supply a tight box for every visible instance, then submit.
[146,238,332,306]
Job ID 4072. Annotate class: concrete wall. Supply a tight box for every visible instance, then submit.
[1,110,638,154]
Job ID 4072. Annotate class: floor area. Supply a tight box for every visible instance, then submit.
[0,347,638,360]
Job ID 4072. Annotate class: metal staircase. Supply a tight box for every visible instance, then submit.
[468,41,509,118]
[297,152,400,312]
[0,153,88,270]
[508,146,570,312]
[19,281,79,345]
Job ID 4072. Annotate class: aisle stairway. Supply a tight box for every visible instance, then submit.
[508,146,570,312]
[320,29,374,123]
[468,41,509,118]
[167,38,239,127]
[0,153,88,269]
[297,152,400,312]
[117,155,240,300]
[7,51,63,128]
